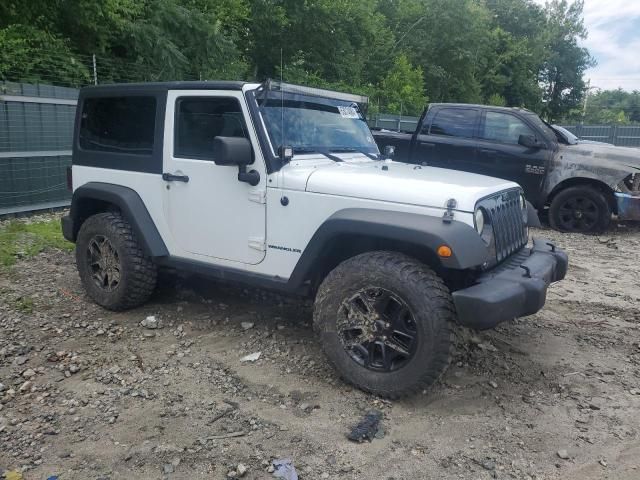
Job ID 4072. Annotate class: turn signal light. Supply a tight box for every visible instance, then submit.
[437,245,453,258]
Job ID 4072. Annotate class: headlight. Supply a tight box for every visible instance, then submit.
[474,208,485,234]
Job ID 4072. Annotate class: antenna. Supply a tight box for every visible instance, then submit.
[280,48,285,153]
[279,48,288,205]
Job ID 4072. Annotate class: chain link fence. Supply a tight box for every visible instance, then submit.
[0,82,78,215]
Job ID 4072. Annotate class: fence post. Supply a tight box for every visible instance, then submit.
[575,124,582,138]
[610,125,617,146]
[92,54,98,85]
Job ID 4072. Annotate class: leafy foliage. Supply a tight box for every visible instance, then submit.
[378,55,428,116]
[581,89,640,125]
[538,0,594,121]
[0,0,601,119]
[0,25,90,86]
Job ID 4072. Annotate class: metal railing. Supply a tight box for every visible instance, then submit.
[560,124,640,147]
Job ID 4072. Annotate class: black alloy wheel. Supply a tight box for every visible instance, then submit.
[76,212,157,310]
[549,185,611,233]
[87,235,121,292]
[314,251,454,398]
[337,287,418,372]
[556,195,599,232]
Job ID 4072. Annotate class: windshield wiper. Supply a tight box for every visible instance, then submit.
[292,147,343,162]
[328,147,381,161]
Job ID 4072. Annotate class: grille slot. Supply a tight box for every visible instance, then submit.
[479,190,528,263]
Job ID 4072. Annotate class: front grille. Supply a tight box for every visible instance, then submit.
[478,189,528,263]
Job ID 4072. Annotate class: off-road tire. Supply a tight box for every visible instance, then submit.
[313,251,455,398]
[76,212,157,311]
[549,185,611,233]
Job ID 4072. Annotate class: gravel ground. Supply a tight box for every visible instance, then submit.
[1,218,639,479]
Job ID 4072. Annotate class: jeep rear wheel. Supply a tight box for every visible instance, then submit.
[314,251,454,398]
[549,186,611,233]
[76,212,157,310]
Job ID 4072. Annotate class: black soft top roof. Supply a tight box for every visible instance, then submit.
[80,81,248,95]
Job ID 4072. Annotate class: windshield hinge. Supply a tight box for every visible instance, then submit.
[443,198,457,223]
[249,189,266,204]
[248,236,266,252]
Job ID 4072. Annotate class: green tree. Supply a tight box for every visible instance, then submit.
[382,0,493,103]
[0,25,89,85]
[538,0,594,121]
[483,0,547,108]
[377,55,427,116]
[581,89,640,124]
[248,0,394,88]
[0,0,599,122]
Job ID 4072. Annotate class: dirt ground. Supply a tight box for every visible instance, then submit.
[1,218,640,480]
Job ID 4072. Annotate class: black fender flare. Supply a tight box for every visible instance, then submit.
[69,182,169,257]
[287,208,490,288]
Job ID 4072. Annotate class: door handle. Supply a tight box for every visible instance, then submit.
[479,148,498,155]
[162,173,189,183]
[419,142,435,148]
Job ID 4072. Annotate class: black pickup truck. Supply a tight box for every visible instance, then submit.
[373,103,640,233]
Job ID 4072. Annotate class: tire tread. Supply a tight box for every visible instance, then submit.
[314,251,455,399]
[76,212,157,311]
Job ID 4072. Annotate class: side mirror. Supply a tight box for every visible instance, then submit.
[212,136,260,186]
[518,134,544,149]
[383,145,395,159]
[213,136,253,166]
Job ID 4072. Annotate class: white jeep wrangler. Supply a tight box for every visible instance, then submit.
[62,80,568,397]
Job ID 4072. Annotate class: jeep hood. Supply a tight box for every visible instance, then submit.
[297,158,518,212]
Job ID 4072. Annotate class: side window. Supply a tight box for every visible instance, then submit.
[481,112,535,145]
[175,97,248,160]
[427,108,478,138]
[79,96,156,155]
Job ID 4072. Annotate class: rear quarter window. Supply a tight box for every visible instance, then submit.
[79,96,157,155]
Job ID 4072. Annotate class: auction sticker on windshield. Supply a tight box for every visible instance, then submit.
[337,106,361,119]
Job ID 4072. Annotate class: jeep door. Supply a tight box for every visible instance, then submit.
[476,110,548,204]
[412,107,480,170]
[162,90,266,265]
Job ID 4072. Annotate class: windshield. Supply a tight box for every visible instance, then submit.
[257,91,379,155]
[552,125,579,145]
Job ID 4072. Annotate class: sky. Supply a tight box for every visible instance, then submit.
[534,0,640,92]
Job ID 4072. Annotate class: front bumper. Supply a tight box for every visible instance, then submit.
[615,192,640,221]
[452,238,568,330]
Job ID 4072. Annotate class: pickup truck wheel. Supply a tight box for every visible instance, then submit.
[76,212,157,311]
[314,251,454,398]
[549,186,611,233]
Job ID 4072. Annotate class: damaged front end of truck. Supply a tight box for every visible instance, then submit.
[544,143,640,222]
[616,172,640,220]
